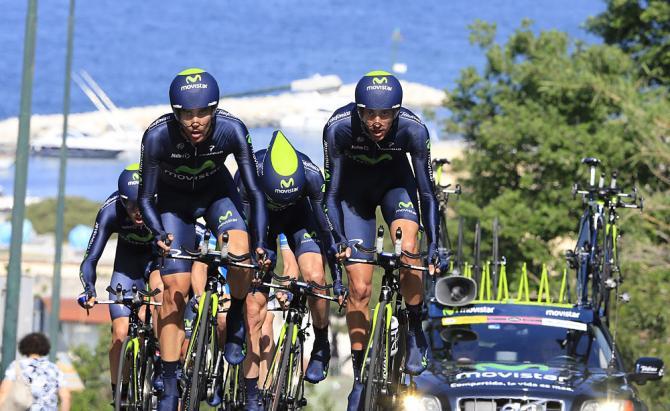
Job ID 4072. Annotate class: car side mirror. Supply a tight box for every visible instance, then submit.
[629,357,664,384]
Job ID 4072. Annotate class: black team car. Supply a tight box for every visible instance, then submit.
[402,272,665,411]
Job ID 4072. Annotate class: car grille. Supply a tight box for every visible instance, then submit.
[458,397,564,411]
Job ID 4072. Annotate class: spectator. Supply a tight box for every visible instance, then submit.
[0,333,71,411]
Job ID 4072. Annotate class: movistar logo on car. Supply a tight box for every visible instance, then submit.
[455,370,568,383]
[545,309,580,319]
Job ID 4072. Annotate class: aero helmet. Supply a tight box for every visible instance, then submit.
[118,163,141,203]
[354,70,403,110]
[259,130,305,204]
[169,68,220,111]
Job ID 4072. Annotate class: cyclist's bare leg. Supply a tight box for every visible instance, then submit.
[243,291,269,379]
[219,230,252,300]
[258,311,275,388]
[191,261,207,296]
[110,316,130,384]
[158,273,190,362]
[390,219,422,304]
[148,269,163,340]
[345,263,374,351]
[298,252,329,328]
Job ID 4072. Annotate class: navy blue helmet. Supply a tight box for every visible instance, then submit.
[118,164,141,203]
[169,68,219,111]
[258,130,306,204]
[354,70,403,110]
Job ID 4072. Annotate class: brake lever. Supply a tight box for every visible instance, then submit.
[338,289,349,314]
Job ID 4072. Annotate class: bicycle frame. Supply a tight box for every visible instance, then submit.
[261,273,344,410]
[348,226,429,410]
[97,284,161,411]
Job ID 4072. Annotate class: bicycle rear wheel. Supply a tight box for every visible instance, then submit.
[115,336,138,411]
[185,292,213,411]
[139,338,157,411]
[363,303,388,411]
[223,363,244,410]
[266,321,295,411]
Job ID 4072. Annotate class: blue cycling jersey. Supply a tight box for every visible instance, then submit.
[79,193,154,296]
[323,103,440,248]
[138,109,268,250]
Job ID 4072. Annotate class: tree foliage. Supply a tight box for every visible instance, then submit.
[25,196,100,235]
[587,0,670,84]
[70,326,112,410]
[445,17,670,407]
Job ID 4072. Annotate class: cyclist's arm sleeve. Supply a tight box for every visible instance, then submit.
[306,169,341,279]
[138,132,166,239]
[322,126,347,245]
[79,209,115,294]
[231,125,268,250]
[409,126,440,246]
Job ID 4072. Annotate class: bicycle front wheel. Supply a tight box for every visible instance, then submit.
[185,292,213,411]
[115,336,138,411]
[363,303,389,411]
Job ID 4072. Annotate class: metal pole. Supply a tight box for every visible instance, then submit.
[1,0,39,375]
[49,0,76,361]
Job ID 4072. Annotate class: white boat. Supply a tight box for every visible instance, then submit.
[30,130,124,159]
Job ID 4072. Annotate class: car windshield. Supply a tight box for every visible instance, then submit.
[432,321,613,370]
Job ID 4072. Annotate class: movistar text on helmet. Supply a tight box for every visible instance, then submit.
[180,83,208,91]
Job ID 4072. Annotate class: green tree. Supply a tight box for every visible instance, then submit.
[70,325,112,410]
[25,196,100,235]
[587,0,670,84]
[444,18,670,407]
[446,19,657,274]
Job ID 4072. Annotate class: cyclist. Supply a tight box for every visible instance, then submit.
[236,130,342,410]
[138,68,270,411]
[77,164,162,399]
[322,70,445,409]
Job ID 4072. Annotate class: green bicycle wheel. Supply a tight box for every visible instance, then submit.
[363,303,388,411]
[115,336,137,411]
[185,292,212,411]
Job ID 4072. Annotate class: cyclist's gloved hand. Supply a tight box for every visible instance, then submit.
[330,241,351,263]
[77,288,96,309]
[256,247,276,271]
[427,242,440,275]
[155,232,173,253]
[436,248,450,274]
[333,278,347,308]
[275,291,293,310]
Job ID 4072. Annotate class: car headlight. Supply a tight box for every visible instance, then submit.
[580,399,634,411]
[402,394,441,411]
